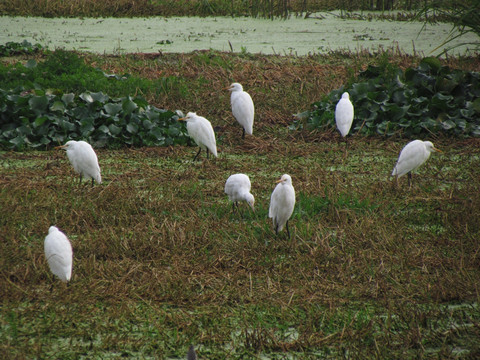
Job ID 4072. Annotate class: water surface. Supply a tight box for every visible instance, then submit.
[0,14,477,56]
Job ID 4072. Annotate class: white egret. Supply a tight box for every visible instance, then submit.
[44,226,73,283]
[392,140,442,186]
[335,92,354,138]
[56,140,102,186]
[187,345,197,360]
[226,82,254,139]
[224,173,255,214]
[179,112,218,161]
[269,174,296,238]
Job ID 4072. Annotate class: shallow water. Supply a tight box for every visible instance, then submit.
[0,13,477,56]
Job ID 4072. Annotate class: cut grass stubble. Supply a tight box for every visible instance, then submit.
[1,134,480,358]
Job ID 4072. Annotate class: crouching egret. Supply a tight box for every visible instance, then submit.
[392,140,442,186]
[226,82,254,139]
[44,226,73,283]
[225,173,255,214]
[269,174,295,238]
[56,140,102,186]
[179,112,218,161]
[335,92,354,138]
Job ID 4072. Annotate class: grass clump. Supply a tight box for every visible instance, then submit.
[0,49,185,98]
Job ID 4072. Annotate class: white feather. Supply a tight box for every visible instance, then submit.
[225,173,255,210]
[392,140,440,178]
[44,226,73,282]
[228,83,254,136]
[335,92,354,137]
[269,174,295,234]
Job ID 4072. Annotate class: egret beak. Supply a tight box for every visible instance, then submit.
[178,117,186,121]
[55,145,66,150]
[275,178,283,184]
[434,147,443,153]
[224,85,234,91]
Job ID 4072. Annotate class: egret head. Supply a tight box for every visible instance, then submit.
[178,112,197,122]
[276,174,292,185]
[48,226,59,234]
[55,140,76,151]
[341,92,350,100]
[246,193,255,212]
[424,141,442,153]
[227,83,243,92]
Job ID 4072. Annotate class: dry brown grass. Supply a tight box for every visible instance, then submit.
[1,50,480,358]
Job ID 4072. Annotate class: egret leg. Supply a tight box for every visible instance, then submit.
[344,137,348,159]
[286,220,291,239]
[242,128,245,139]
[193,148,202,161]
[408,173,413,188]
[207,148,210,159]
[78,174,83,185]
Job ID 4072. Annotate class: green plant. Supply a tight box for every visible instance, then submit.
[294,57,480,138]
[0,87,189,150]
[0,40,43,56]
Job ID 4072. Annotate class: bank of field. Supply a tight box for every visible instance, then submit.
[1,49,480,358]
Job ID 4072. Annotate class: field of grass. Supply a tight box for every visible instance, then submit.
[1,48,480,358]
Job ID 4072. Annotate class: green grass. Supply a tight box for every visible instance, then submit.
[1,46,480,358]
[1,133,480,358]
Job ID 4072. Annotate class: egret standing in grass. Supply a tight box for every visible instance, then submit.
[224,173,255,214]
[44,226,73,283]
[269,174,295,238]
[392,140,442,187]
[335,92,354,155]
[226,82,254,139]
[56,140,101,186]
[179,112,218,161]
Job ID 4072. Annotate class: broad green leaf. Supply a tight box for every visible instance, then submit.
[80,92,94,103]
[98,125,110,134]
[108,124,121,136]
[420,57,442,73]
[50,101,65,112]
[34,116,48,127]
[62,93,75,105]
[29,95,49,112]
[104,103,122,116]
[90,92,109,103]
[441,120,456,130]
[123,99,138,114]
[126,122,138,134]
[9,136,25,148]
[142,119,153,130]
